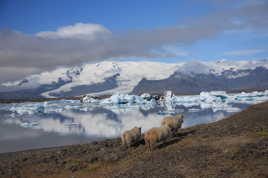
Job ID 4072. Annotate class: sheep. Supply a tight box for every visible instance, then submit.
[121,127,142,147]
[161,114,184,134]
[144,126,172,151]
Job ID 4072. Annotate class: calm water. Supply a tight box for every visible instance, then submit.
[0,100,249,153]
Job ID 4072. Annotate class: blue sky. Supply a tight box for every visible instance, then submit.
[0,0,267,81]
[1,0,221,33]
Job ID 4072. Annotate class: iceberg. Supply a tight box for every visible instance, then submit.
[81,94,99,104]
[212,106,241,113]
[188,108,200,112]
[36,105,45,113]
[2,89,268,121]
[100,93,150,105]
[200,91,228,103]
[140,93,152,100]
[21,121,39,128]
[232,90,268,104]
[9,102,47,115]
[172,95,200,107]
[164,90,174,100]
[157,109,184,115]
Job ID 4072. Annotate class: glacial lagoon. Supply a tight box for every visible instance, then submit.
[0,90,268,153]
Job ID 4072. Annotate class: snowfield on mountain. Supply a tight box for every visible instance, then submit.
[1,59,268,98]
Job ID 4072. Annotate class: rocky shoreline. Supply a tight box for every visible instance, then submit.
[0,102,268,178]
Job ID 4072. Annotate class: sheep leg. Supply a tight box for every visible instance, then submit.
[127,142,131,148]
[148,141,152,152]
[121,136,125,146]
[170,129,174,137]
[172,128,178,137]
[146,140,152,152]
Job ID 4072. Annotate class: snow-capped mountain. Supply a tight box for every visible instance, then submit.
[1,59,268,98]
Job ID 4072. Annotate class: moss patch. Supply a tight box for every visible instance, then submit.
[256,130,268,137]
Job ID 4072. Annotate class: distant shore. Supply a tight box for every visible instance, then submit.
[0,101,267,177]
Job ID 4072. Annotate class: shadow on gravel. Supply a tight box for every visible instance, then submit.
[157,130,196,150]
[157,138,183,149]
[131,139,146,148]
[174,130,196,137]
[120,139,146,150]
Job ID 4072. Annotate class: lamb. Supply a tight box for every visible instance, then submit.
[161,114,184,133]
[121,127,142,147]
[144,126,172,151]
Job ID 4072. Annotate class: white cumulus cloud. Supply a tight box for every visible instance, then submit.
[36,23,111,40]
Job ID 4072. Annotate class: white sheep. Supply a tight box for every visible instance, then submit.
[121,127,142,147]
[144,126,172,151]
[161,114,184,133]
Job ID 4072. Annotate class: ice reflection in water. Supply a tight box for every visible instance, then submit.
[1,90,268,153]
[1,101,245,139]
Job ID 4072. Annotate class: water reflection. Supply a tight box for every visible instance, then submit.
[1,91,266,153]
[0,102,245,139]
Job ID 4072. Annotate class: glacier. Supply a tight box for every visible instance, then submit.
[1,60,268,98]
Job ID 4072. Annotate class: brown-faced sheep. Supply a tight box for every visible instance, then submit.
[121,127,142,147]
[144,126,172,151]
[161,114,184,133]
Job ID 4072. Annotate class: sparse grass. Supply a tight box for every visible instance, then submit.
[64,159,82,170]
[256,130,268,136]
[86,162,102,172]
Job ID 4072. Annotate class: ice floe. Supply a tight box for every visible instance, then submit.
[3,90,268,117]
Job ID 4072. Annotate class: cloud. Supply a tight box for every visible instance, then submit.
[0,66,41,83]
[224,49,265,56]
[36,23,111,40]
[0,1,268,83]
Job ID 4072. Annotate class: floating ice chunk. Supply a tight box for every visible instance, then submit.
[21,121,39,128]
[10,104,35,115]
[36,105,45,113]
[64,105,73,110]
[225,107,241,113]
[210,91,227,95]
[164,102,176,110]
[109,94,128,104]
[85,97,99,104]
[188,108,200,112]
[232,91,268,105]
[200,91,228,106]
[100,93,147,105]
[163,90,174,103]
[172,95,200,107]
[158,108,184,115]
[264,90,268,95]
[116,94,130,104]
[164,90,174,98]
[9,102,49,115]
[64,122,82,127]
[139,104,155,111]
[140,93,152,100]
[81,94,99,103]
[200,102,212,109]
[212,106,240,113]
